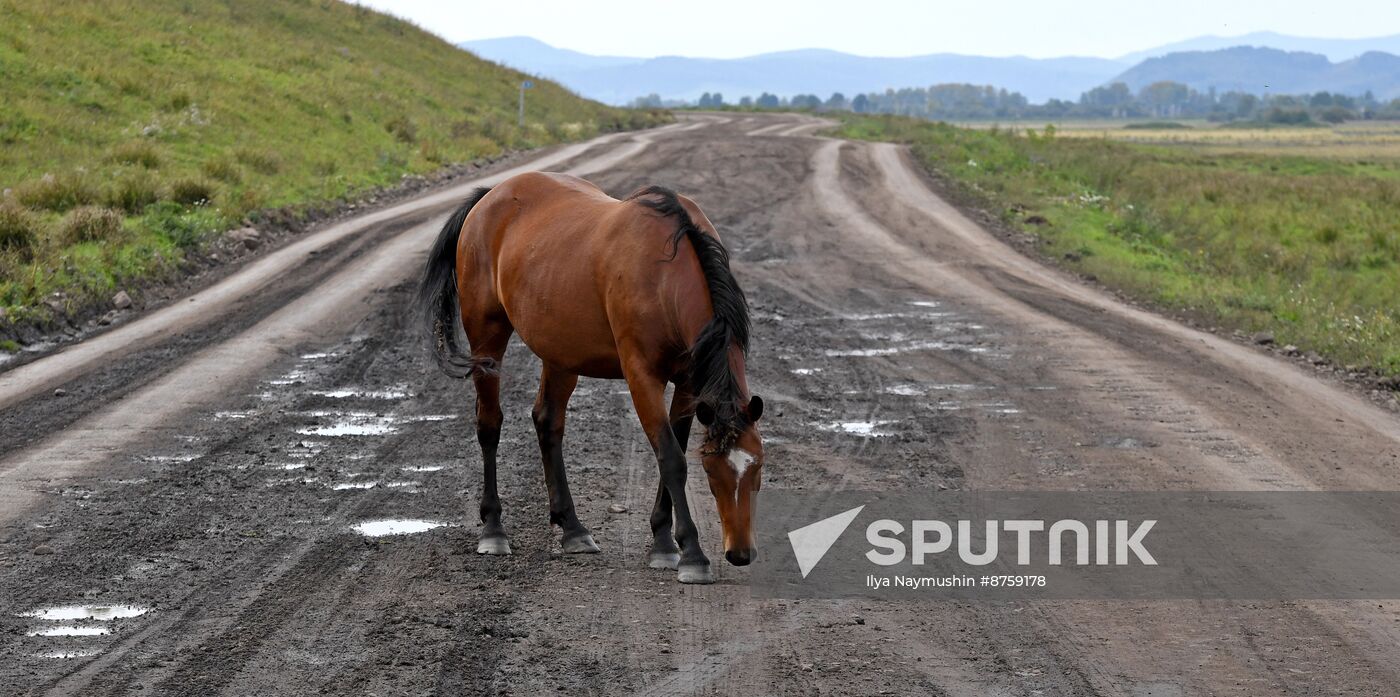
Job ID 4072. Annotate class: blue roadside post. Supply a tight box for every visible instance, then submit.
[518,80,533,127]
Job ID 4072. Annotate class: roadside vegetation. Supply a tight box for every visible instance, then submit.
[0,0,666,332]
[836,114,1400,377]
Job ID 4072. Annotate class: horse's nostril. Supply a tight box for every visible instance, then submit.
[725,548,755,566]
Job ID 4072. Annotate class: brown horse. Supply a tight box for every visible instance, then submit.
[417,172,765,584]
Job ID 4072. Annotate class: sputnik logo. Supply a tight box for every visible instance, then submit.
[787,505,865,578]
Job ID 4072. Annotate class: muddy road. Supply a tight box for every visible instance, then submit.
[3,113,1400,696]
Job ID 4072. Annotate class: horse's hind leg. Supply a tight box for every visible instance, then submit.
[468,319,512,555]
[533,364,599,553]
[647,384,693,570]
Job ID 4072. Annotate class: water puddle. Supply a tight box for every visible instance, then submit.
[825,340,991,357]
[790,368,822,375]
[838,311,949,321]
[408,414,456,422]
[330,481,378,490]
[907,301,941,308]
[19,605,150,621]
[298,421,397,437]
[294,411,455,437]
[883,384,924,396]
[352,519,450,537]
[142,454,197,463]
[273,463,307,470]
[299,352,334,360]
[817,420,896,437]
[27,625,110,637]
[269,369,310,386]
[385,481,421,489]
[310,387,412,400]
[401,465,444,473]
[979,402,1023,414]
[214,410,256,420]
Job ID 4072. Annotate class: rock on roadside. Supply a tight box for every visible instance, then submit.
[226,226,262,251]
[112,290,133,310]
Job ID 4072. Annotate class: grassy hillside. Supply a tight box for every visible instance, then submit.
[838,114,1400,377]
[0,0,665,333]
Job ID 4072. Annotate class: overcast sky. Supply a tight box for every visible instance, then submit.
[355,0,1397,59]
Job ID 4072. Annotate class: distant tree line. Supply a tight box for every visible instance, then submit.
[639,83,1400,123]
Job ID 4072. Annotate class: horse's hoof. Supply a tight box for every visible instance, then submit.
[647,551,681,570]
[477,535,512,555]
[561,532,600,554]
[677,563,715,584]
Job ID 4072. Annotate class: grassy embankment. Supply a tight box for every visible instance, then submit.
[0,0,666,340]
[838,115,1400,377]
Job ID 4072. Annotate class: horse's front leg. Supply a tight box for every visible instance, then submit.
[622,361,713,583]
[647,384,694,569]
[533,364,599,553]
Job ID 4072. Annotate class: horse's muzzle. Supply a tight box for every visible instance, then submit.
[725,547,756,566]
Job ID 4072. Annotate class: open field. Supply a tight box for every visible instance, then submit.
[841,114,1400,377]
[953,119,1400,160]
[0,0,664,332]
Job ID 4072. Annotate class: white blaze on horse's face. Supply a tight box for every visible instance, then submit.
[727,448,756,476]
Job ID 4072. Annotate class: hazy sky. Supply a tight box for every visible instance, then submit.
[356,0,1397,59]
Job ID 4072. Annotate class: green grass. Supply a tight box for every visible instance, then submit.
[0,0,667,327]
[837,114,1400,376]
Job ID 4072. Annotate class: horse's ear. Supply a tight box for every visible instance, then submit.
[695,402,716,426]
[747,395,764,422]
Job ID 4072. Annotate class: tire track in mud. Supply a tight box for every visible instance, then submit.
[821,135,1400,694]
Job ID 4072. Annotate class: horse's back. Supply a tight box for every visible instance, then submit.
[458,172,700,378]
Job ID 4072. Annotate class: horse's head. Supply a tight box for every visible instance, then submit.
[695,395,765,566]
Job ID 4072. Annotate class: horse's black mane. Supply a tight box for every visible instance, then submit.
[631,186,750,448]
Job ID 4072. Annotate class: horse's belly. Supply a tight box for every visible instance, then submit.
[504,299,624,379]
[520,324,624,378]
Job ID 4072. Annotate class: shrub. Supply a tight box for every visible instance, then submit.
[140,201,208,248]
[235,148,281,175]
[384,115,417,144]
[16,172,99,211]
[57,206,124,245]
[201,157,242,184]
[104,171,163,213]
[169,178,216,205]
[0,202,41,252]
[109,141,162,168]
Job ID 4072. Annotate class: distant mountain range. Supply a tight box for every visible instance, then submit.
[1115,47,1400,98]
[1117,31,1400,64]
[460,34,1400,105]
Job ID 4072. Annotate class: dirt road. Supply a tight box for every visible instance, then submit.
[3,113,1399,696]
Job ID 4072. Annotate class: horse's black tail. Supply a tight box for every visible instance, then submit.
[417,187,497,379]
